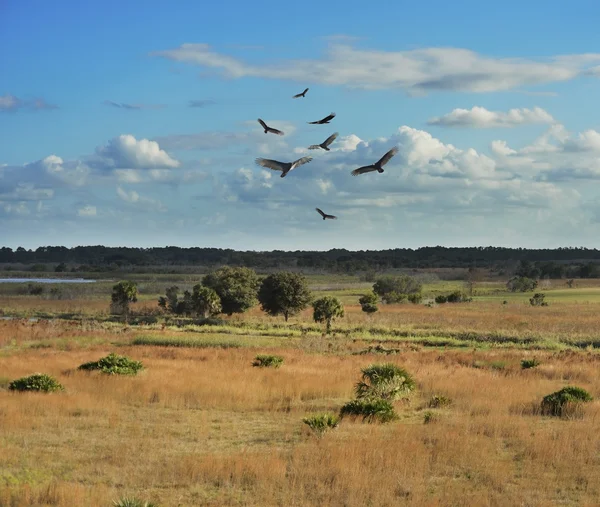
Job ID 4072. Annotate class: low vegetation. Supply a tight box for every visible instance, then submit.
[78,352,144,375]
[8,373,64,393]
[339,398,399,423]
[252,354,284,368]
[302,413,340,437]
[540,386,593,418]
[355,363,416,401]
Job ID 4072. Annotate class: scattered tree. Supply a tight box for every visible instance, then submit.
[258,272,313,321]
[529,293,548,306]
[373,275,422,304]
[312,296,345,334]
[202,266,260,315]
[506,276,538,293]
[110,280,138,322]
[358,292,379,314]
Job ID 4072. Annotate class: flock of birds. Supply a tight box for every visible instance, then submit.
[254,87,399,222]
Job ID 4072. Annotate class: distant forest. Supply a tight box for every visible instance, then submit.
[1,246,600,278]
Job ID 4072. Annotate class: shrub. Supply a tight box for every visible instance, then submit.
[521,358,540,369]
[339,398,398,423]
[541,386,593,417]
[373,275,422,304]
[113,498,159,507]
[302,413,340,437]
[530,293,548,306]
[435,295,447,304]
[358,292,379,314]
[436,291,472,304]
[355,363,416,401]
[78,353,144,375]
[9,373,64,393]
[423,411,439,424]
[312,296,345,334]
[506,276,538,293]
[252,354,283,368]
[407,293,423,304]
[428,395,452,408]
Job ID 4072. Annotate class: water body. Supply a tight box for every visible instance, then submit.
[0,278,97,284]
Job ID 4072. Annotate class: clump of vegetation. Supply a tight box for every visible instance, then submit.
[423,410,440,424]
[78,352,144,375]
[358,292,379,314]
[373,275,422,304]
[530,293,548,306]
[354,344,402,355]
[158,284,222,318]
[435,291,472,304]
[521,358,540,369]
[339,398,398,423]
[428,395,452,408]
[506,276,538,293]
[541,386,593,417]
[9,373,64,393]
[110,280,138,322]
[258,272,313,321]
[252,354,284,368]
[312,296,345,334]
[302,413,340,437]
[113,498,159,507]
[202,266,260,315]
[355,363,416,401]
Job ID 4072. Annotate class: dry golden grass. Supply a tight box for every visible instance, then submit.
[2,334,600,506]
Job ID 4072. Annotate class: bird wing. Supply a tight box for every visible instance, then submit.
[255,158,285,172]
[315,208,326,217]
[292,93,302,98]
[376,146,399,167]
[308,144,322,150]
[351,165,377,176]
[321,112,336,123]
[326,214,337,220]
[257,118,268,130]
[291,156,313,169]
[267,126,285,136]
[303,87,309,94]
[322,132,339,147]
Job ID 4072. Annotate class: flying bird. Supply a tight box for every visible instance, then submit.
[293,87,309,98]
[255,156,313,178]
[257,118,284,136]
[351,147,399,176]
[309,132,339,151]
[308,112,336,124]
[316,208,337,220]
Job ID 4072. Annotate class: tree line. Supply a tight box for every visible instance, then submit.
[3,245,600,274]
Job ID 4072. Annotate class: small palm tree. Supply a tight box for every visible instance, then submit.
[355,363,416,401]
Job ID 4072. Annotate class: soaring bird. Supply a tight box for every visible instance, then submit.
[316,208,337,220]
[309,132,339,151]
[293,87,309,98]
[257,118,284,136]
[351,147,399,176]
[308,112,336,124]
[255,156,313,178]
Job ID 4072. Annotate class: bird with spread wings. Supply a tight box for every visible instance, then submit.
[293,88,309,98]
[257,118,284,136]
[315,208,337,220]
[308,112,336,124]
[351,147,399,176]
[309,132,339,151]
[255,156,313,178]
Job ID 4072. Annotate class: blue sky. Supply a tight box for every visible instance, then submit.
[2,0,600,250]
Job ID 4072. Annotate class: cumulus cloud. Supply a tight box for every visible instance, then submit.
[151,42,600,94]
[0,94,57,112]
[428,106,555,128]
[93,134,180,170]
[116,186,167,212]
[103,100,165,110]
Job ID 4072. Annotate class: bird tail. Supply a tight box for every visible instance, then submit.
[377,168,384,173]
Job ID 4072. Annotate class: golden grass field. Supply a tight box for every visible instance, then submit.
[2,278,600,505]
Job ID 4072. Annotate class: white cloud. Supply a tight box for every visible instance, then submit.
[94,134,180,170]
[428,106,555,128]
[77,205,97,217]
[151,42,600,94]
[0,94,57,112]
[116,186,167,212]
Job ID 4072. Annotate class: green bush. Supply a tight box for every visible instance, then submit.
[435,295,447,304]
[521,358,540,369]
[9,373,64,393]
[436,291,472,304]
[428,395,452,408]
[529,293,548,306]
[78,352,144,375]
[541,386,593,417]
[358,292,379,314]
[302,413,340,437]
[355,363,416,401]
[407,293,423,304]
[252,354,284,368]
[113,498,159,507]
[339,398,398,423]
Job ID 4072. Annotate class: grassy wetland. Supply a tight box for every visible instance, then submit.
[2,269,600,506]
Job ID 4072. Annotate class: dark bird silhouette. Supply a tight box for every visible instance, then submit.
[293,87,309,98]
[255,156,313,178]
[308,112,336,124]
[351,147,399,176]
[316,208,337,220]
[257,118,284,136]
[309,132,339,151]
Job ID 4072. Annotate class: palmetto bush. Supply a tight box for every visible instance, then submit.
[78,352,144,376]
[302,413,340,437]
[339,399,398,423]
[541,386,592,418]
[8,373,64,393]
[355,363,416,401]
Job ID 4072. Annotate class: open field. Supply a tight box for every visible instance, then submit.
[2,273,600,505]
